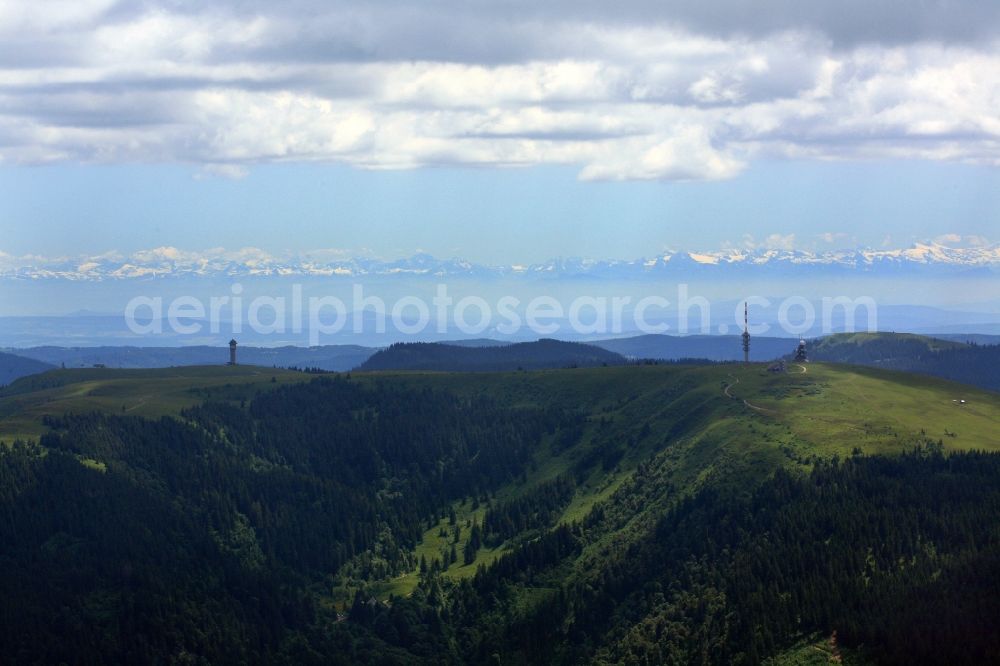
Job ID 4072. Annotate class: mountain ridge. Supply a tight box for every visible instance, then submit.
[358,339,625,372]
[0,351,55,387]
[4,241,1000,281]
[1,363,998,663]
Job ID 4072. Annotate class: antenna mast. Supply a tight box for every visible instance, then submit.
[742,302,750,364]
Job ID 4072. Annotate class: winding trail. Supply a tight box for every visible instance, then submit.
[125,395,151,413]
[722,376,776,415]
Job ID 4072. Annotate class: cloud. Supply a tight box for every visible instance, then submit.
[819,232,847,244]
[763,233,796,250]
[934,233,963,245]
[0,2,998,179]
[196,164,250,180]
[933,233,993,247]
[578,126,744,181]
[741,233,797,251]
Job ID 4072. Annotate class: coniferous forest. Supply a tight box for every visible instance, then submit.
[0,372,998,664]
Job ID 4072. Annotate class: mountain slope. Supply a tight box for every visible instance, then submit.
[0,363,998,663]
[357,339,625,372]
[0,351,54,387]
[439,338,511,348]
[808,332,1000,391]
[591,333,798,361]
[0,365,309,443]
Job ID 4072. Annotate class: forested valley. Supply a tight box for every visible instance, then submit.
[0,370,998,664]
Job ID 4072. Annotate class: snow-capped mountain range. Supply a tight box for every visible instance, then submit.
[2,243,999,281]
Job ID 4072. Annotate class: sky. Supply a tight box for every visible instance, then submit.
[1,0,999,263]
[2,160,1000,264]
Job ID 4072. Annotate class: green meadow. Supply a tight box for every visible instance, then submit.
[1,361,998,662]
[0,365,308,444]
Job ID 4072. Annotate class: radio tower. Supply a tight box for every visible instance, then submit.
[742,302,750,364]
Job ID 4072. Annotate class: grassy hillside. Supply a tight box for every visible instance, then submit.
[366,362,1000,599]
[9,360,996,599]
[807,332,1000,392]
[392,361,1000,451]
[811,331,965,355]
[1,362,998,663]
[5,359,997,455]
[0,364,308,443]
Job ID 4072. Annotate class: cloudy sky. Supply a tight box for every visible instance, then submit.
[2,0,999,263]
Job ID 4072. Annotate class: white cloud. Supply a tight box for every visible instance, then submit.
[934,233,963,245]
[932,233,994,247]
[765,234,796,250]
[0,4,998,180]
[741,233,797,251]
[196,164,249,180]
[579,126,744,181]
[963,235,992,247]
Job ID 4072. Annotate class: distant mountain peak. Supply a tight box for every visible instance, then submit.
[2,242,998,281]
